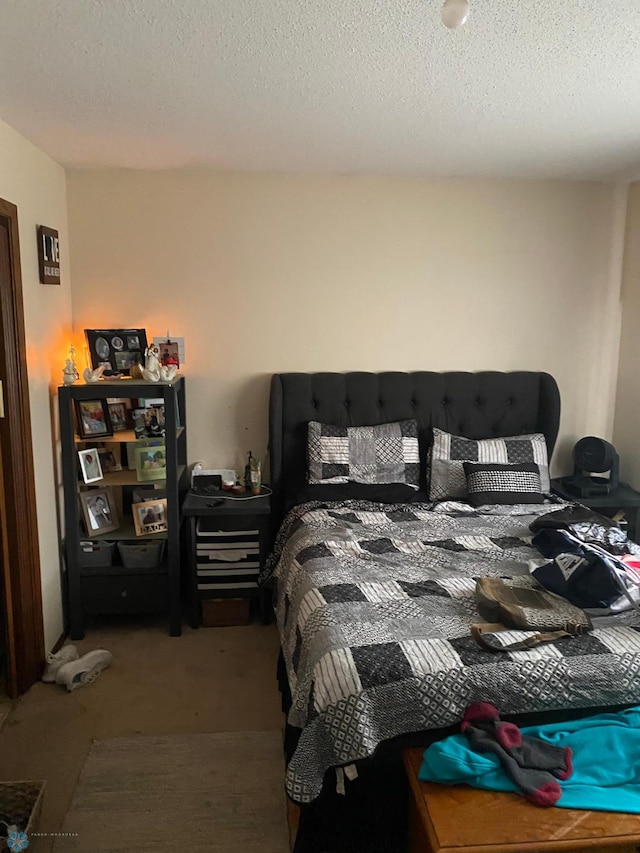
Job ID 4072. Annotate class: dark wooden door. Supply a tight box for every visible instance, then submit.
[0,198,45,695]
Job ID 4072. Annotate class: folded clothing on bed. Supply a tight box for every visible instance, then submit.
[529,507,640,612]
[529,504,636,555]
[420,706,640,813]
[532,528,626,607]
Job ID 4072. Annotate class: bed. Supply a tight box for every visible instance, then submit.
[264,371,640,803]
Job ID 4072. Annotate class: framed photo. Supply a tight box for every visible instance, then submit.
[132,408,146,439]
[135,445,167,481]
[114,351,139,371]
[78,448,103,484]
[98,445,122,473]
[75,399,113,439]
[132,498,168,536]
[132,486,166,504]
[106,398,132,432]
[79,487,119,535]
[132,406,165,438]
[158,340,180,369]
[126,438,164,470]
[84,328,148,376]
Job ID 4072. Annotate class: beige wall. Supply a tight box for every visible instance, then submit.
[67,171,623,479]
[614,181,640,488]
[0,117,73,652]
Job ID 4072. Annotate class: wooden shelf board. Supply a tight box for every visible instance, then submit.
[75,427,184,444]
[77,464,185,488]
[79,519,168,542]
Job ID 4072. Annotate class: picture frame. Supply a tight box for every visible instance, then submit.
[84,328,148,376]
[141,395,179,429]
[126,438,164,470]
[79,487,119,535]
[132,498,168,536]
[135,445,167,481]
[77,448,103,484]
[133,405,165,438]
[132,408,147,439]
[157,339,180,369]
[106,398,132,432]
[75,399,113,440]
[132,486,166,505]
[98,445,122,473]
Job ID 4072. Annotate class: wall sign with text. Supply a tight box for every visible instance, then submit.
[37,225,60,284]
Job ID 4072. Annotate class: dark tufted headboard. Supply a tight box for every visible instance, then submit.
[269,371,560,527]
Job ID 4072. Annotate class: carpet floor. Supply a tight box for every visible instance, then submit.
[0,696,11,733]
[293,752,409,853]
[52,731,289,853]
[0,617,283,853]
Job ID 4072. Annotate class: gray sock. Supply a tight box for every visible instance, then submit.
[511,735,572,780]
[464,725,562,807]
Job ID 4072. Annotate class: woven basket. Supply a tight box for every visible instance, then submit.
[0,781,45,850]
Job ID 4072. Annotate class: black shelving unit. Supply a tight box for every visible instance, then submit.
[59,377,187,638]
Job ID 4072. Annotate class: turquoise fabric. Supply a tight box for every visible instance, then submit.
[419,706,640,812]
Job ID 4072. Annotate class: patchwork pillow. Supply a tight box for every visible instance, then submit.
[307,419,420,488]
[463,462,544,506]
[428,427,550,500]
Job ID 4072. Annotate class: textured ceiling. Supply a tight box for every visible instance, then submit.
[1,0,639,178]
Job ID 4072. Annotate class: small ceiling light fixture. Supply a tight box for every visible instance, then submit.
[441,0,470,29]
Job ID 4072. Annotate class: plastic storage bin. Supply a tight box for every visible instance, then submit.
[117,540,165,570]
[195,518,260,594]
[78,540,116,568]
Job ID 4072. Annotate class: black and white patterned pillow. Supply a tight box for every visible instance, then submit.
[428,427,549,500]
[463,462,544,506]
[307,420,420,488]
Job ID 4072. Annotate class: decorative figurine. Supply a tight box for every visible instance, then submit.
[62,358,78,385]
[83,364,107,383]
[62,345,79,385]
[159,363,178,382]
[141,344,161,382]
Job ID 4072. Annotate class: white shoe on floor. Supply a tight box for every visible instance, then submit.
[42,644,79,682]
[55,649,114,692]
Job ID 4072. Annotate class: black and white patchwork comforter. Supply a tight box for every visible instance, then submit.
[264,500,640,802]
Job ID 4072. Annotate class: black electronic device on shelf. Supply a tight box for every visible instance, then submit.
[191,474,222,496]
[560,436,620,498]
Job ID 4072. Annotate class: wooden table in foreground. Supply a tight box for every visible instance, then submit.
[403,748,640,853]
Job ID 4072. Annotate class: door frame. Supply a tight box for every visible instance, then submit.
[0,197,44,696]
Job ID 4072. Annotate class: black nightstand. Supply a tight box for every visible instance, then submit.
[551,478,640,542]
[182,491,271,627]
